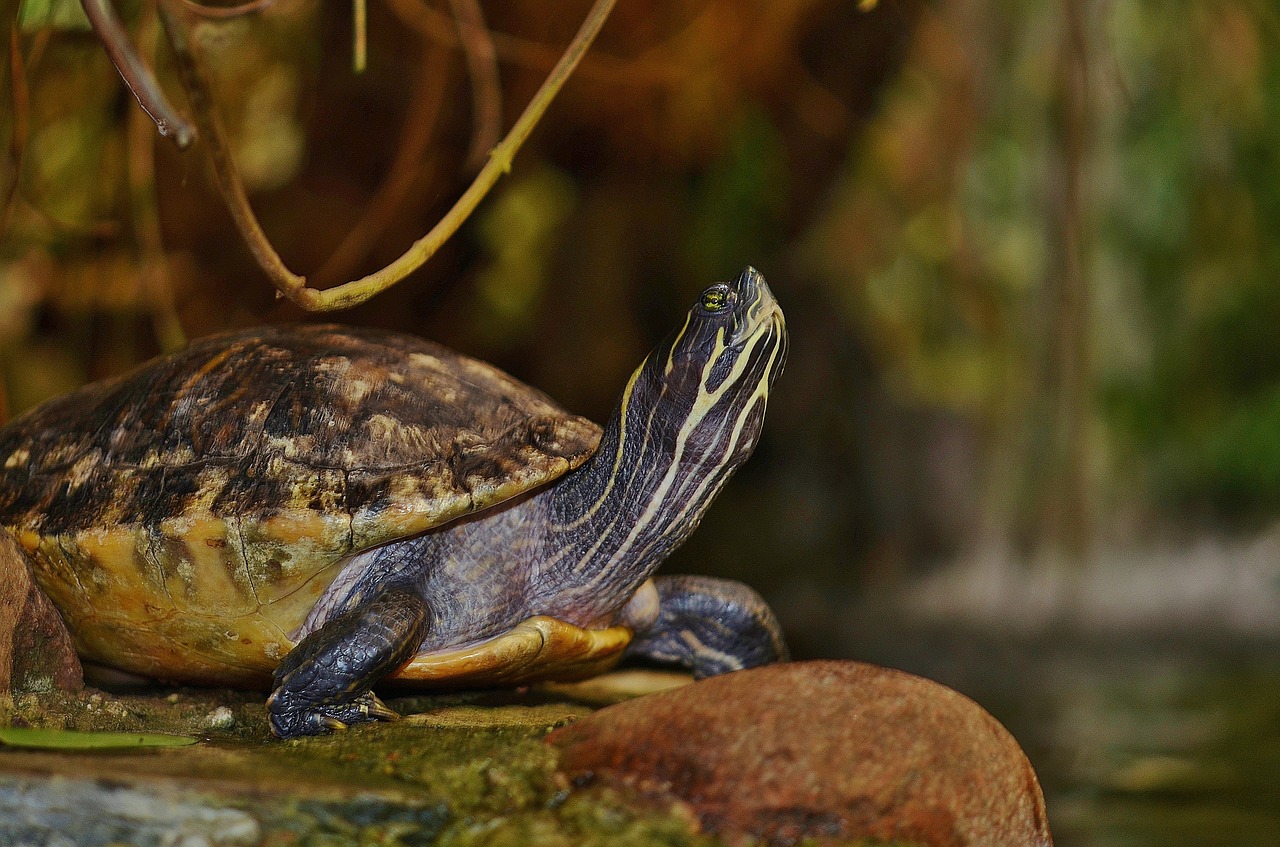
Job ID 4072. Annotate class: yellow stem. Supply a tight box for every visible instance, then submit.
[161,0,617,312]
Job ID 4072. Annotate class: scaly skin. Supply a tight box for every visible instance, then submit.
[268,268,789,737]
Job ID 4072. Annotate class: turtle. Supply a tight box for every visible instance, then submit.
[0,267,789,738]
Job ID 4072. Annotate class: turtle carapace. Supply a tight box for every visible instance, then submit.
[0,267,789,738]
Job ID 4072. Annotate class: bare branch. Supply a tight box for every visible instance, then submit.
[161,0,617,312]
[157,0,314,306]
[386,0,681,86]
[353,0,367,72]
[299,0,618,311]
[80,0,195,148]
[180,0,276,20]
[313,39,450,288]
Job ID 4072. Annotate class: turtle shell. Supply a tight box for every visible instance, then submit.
[0,324,601,684]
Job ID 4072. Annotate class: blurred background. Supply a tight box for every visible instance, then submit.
[2,0,1279,843]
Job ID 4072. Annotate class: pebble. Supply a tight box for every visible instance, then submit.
[204,707,236,730]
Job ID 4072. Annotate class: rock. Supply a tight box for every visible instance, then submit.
[549,660,1053,847]
[0,775,263,847]
[0,530,82,694]
[204,706,237,730]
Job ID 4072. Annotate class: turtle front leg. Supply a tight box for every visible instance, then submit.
[268,586,429,739]
[623,575,788,679]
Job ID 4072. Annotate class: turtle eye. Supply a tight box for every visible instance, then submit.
[699,284,732,314]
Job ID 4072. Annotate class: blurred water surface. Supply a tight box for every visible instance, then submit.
[848,625,1280,847]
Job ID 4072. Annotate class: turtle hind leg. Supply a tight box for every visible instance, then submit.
[624,575,788,679]
[268,586,429,739]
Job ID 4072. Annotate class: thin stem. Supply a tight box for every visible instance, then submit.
[158,0,312,304]
[312,37,450,288]
[80,0,195,148]
[161,0,617,312]
[353,0,367,73]
[181,0,276,20]
[387,0,679,86]
[304,0,617,311]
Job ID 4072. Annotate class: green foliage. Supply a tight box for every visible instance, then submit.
[1101,0,1280,524]
[806,0,1280,530]
[17,0,91,32]
[0,726,198,749]
[473,166,578,347]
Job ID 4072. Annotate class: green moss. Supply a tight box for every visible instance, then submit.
[0,685,917,846]
[0,686,707,846]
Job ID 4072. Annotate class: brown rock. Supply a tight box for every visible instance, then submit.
[549,660,1052,847]
[0,530,82,694]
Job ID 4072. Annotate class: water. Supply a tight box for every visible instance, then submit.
[850,628,1280,847]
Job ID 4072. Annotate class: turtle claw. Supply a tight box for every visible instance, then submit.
[361,694,400,723]
[268,689,400,739]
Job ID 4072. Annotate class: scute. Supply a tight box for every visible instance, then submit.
[0,325,602,677]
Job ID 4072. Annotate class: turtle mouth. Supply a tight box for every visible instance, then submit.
[731,268,785,348]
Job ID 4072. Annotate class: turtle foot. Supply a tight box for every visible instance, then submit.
[267,587,428,738]
[268,689,399,739]
[625,575,789,679]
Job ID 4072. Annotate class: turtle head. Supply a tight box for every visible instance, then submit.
[542,268,786,605]
[626,266,787,470]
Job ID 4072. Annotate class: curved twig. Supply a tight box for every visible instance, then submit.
[80,0,195,148]
[160,0,618,311]
[386,0,684,86]
[312,38,451,288]
[157,0,310,301]
[180,0,275,20]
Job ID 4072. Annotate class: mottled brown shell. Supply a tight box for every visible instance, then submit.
[0,325,601,683]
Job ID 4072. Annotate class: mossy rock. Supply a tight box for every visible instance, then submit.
[0,675,718,847]
[0,671,956,846]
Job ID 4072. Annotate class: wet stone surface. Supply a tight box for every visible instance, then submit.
[0,675,719,847]
[0,776,272,847]
[550,661,1054,847]
[0,665,1046,846]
